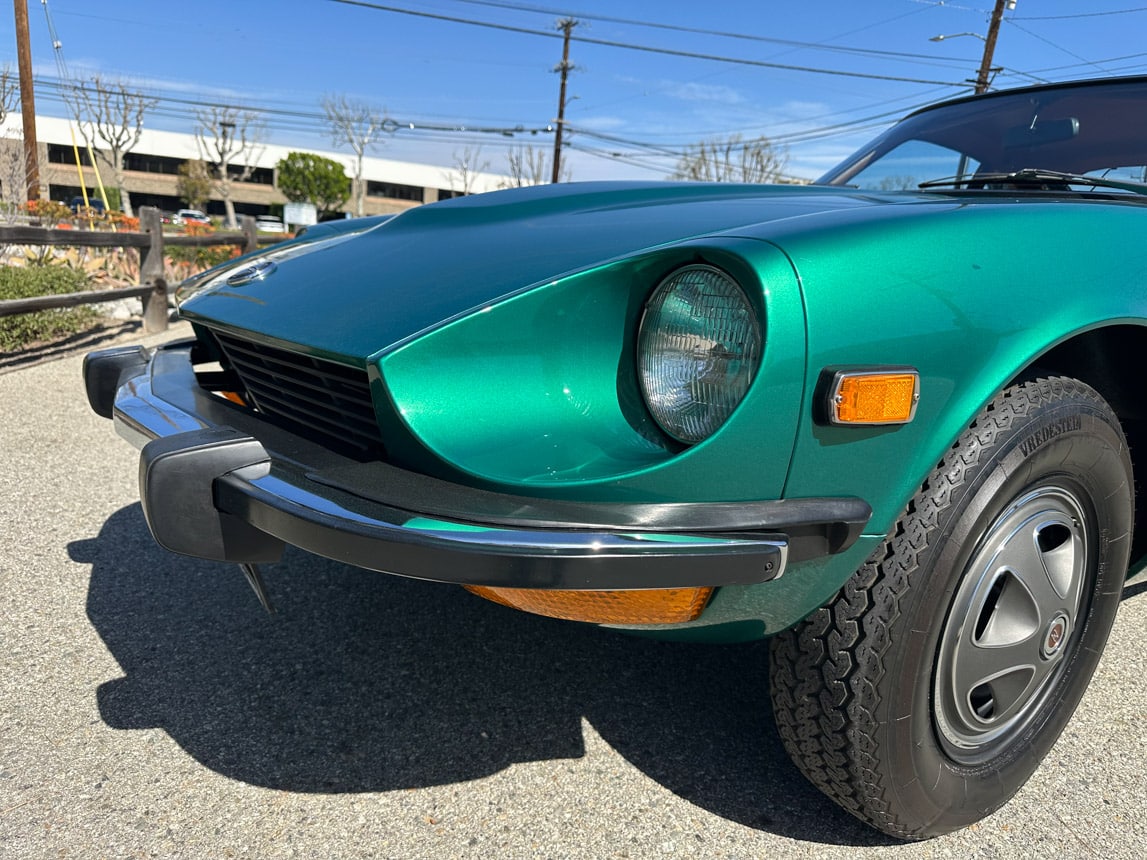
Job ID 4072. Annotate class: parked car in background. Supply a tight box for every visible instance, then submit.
[84,76,1147,840]
[255,215,286,233]
[174,208,210,226]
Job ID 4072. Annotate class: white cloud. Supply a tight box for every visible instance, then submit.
[662,81,747,105]
[572,115,629,132]
[775,100,834,119]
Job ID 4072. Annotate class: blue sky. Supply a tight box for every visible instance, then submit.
[6,1,1147,181]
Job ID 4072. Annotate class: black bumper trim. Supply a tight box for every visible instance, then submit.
[307,461,869,565]
[213,467,789,590]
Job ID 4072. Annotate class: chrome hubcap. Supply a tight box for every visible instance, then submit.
[934,485,1089,760]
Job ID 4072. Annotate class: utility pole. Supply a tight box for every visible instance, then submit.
[13,0,41,200]
[551,18,577,184]
[974,0,1012,94]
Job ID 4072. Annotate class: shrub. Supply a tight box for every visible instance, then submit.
[106,211,141,231]
[165,222,241,280]
[0,267,100,350]
[23,199,73,226]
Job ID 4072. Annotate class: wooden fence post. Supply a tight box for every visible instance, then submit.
[139,206,169,333]
[240,215,258,255]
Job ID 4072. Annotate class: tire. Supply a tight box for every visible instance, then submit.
[768,377,1133,839]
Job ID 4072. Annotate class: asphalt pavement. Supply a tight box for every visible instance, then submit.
[2,323,1146,859]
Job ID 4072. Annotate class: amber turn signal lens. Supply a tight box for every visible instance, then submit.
[464,585,713,624]
[831,370,919,425]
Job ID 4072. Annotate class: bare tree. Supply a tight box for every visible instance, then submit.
[322,95,389,216]
[68,75,157,217]
[0,65,16,126]
[195,106,264,227]
[0,133,30,218]
[0,67,25,214]
[877,175,918,191]
[671,134,789,183]
[444,147,491,197]
[500,144,568,188]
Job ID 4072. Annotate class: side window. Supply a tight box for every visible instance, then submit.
[847,140,979,191]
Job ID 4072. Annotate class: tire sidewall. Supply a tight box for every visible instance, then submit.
[879,393,1132,834]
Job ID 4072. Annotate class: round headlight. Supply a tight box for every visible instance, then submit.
[637,265,762,444]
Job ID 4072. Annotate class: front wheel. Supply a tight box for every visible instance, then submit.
[769,377,1133,839]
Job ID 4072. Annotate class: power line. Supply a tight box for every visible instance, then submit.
[31,75,556,139]
[994,49,1147,78]
[446,0,975,66]
[1003,19,1114,73]
[564,142,674,176]
[29,63,966,172]
[567,103,912,153]
[326,0,966,87]
[28,69,928,182]
[1011,6,1147,20]
[573,83,958,146]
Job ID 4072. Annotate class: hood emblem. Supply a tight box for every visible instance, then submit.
[227,260,278,286]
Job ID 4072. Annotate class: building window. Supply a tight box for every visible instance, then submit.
[366,180,424,202]
[248,166,274,186]
[123,151,185,175]
[204,163,274,185]
[49,184,103,204]
[47,143,92,166]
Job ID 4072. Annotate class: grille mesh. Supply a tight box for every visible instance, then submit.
[211,330,384,458]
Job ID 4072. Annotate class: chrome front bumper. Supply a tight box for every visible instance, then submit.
[84,342,871,590]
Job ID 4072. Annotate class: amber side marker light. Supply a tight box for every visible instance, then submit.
[830,369,919,425]
[218,390,247,405]
[464,585,714,624]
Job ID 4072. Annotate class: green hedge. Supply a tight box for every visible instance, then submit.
[0,267,100,351]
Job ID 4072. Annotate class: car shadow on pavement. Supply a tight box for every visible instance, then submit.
[70,504,893,848]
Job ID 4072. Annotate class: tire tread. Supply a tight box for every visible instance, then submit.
[769,377,1118,838]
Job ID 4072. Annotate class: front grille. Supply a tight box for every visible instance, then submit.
[211,330,385,458]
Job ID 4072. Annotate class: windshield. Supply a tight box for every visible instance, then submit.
[819,77,1147,192]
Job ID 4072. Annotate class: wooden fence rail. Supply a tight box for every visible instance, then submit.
[0,206,282,333]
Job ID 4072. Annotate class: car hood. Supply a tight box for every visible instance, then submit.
[177,181,924,362]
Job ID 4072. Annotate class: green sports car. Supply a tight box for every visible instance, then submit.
[85,75,1147,839]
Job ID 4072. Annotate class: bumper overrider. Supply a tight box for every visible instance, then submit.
[83,341,871,601]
